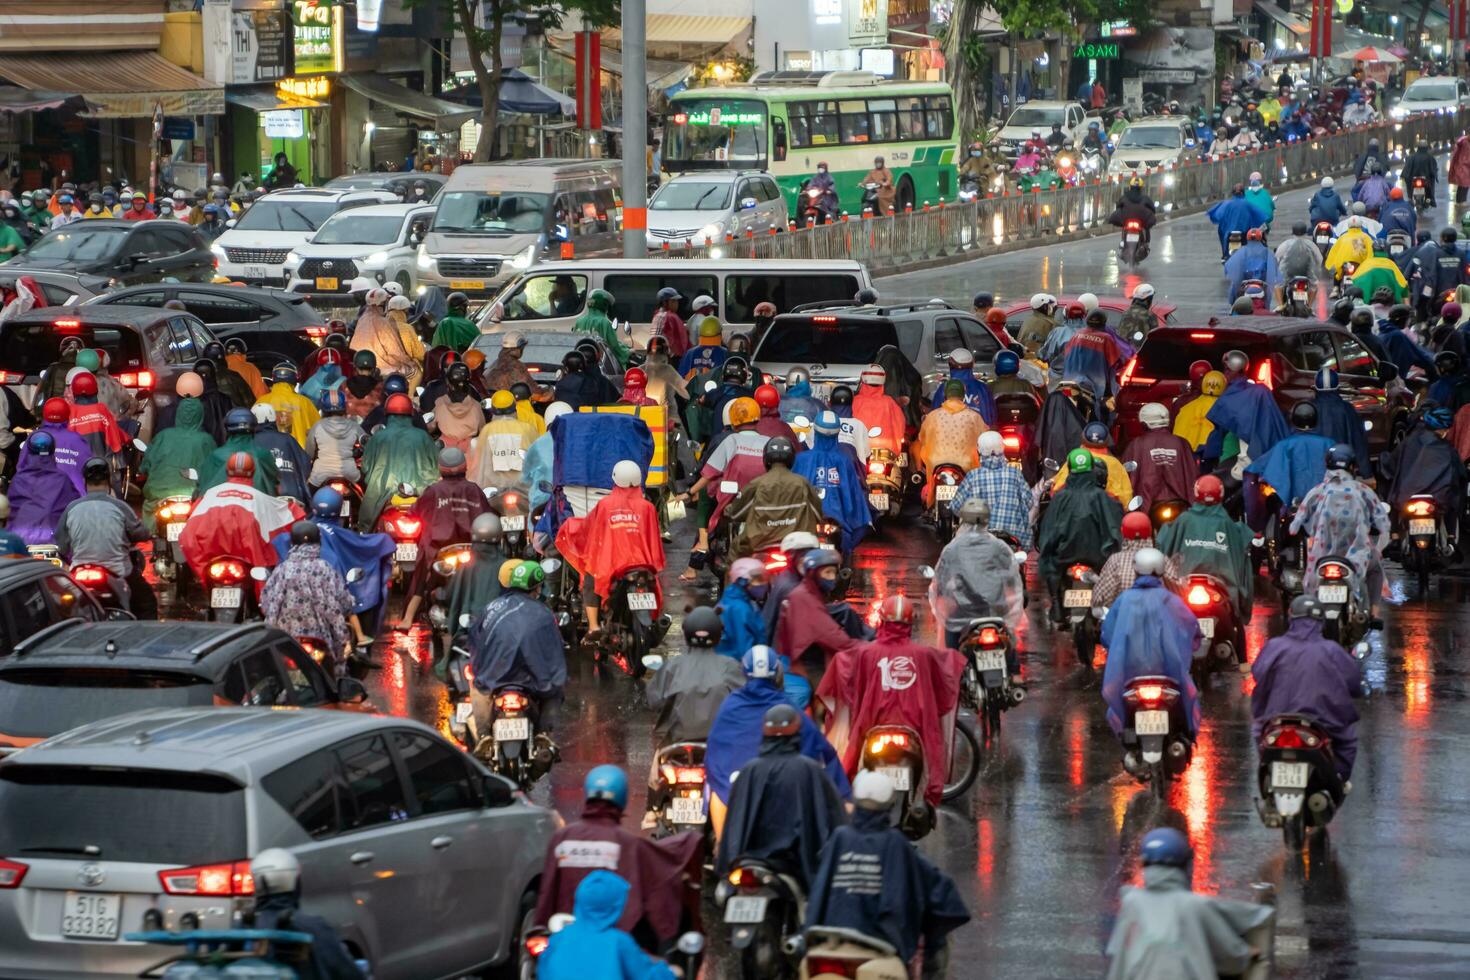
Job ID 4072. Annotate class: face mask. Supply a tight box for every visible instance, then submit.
[817,167,827,174]
[747,583,769,600]
[817,575,838,594]
[970,151,982,158]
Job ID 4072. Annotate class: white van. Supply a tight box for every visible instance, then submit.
[418,159,621,296]
[476,258,872,338]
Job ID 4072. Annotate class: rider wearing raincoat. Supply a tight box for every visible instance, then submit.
[1156,475,1254,620]
[357,394,439,531]
[791,411,872,553]
[1100,548,1202,738]
[138,398,214,533]
[573,288,630,367]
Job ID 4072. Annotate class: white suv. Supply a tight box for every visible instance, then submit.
[283,203,436,298]
[646,171,788,251]
[212,188,397,286]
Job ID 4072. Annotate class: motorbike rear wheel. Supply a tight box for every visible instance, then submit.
[941,717,980,802]
[1283,812,1306,851]
[1074,619,1096,669]
[1149,761,1167,801]
[738,922,792,980]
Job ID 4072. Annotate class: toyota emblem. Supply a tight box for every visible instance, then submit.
[77,864,106,887]
[322,261,334,270]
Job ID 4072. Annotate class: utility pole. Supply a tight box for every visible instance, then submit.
[621,0,647,257]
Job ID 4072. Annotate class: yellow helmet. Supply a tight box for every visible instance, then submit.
[728,396,760,427]
[490,389,515,411]
[1129,175,1144,189]
[1201,371,1226,396]
[498,559,524,588]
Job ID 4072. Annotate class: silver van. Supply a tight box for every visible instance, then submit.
[418,159,621,296]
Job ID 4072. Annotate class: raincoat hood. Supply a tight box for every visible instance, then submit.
[571,870,629,930]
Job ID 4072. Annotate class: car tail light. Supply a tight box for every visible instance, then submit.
[811,315,838,324]
[525,934,549,958]
[494,690,528,713]
[53,318,81,332]
[207,559,247,584]
[0,370,22,384]
[867,731,908,752]
[1135,684,1164,704]
[1255,358,1273,389]
[804,958,858,978]
[116,371,154,390]
[305,325,330,340]
[72,565,108,586]
[158,860,254,896]
[1320,563,1345,580]
[1118,356,1156,387]
[977,626,1001,647]
[1406,499,1435,517]
[0,858,27,888]
[1189,332,1216,340]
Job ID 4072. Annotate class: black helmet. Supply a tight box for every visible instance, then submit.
[1443,227,1460,244]
[445,362,470,391]
[561,350,586,374]
[203,341,226,361]
[762,703,802,737]
[471,513,502,543]
[224,336,248,355]
[854,287,879,305]
[830,384,853,407]
[1387,304,1414,328]
[353,349,377,373]
[82,456,110,485]
[763,436,796,469]
[1435,350,1462,376]
[1331,296,1354,320]
[1350,307,1374,330]
[446,291,469,314]
[290,520,320,546]
[1291,220,1308,236]
[1325,443,1355,471]
[682,606,724,648]
[224,407,255,435]
[1289,400,1318,431]
[193,357,216,382]
[510,381,531,401]
[1371,286,1394,305]
[721,357,749,387]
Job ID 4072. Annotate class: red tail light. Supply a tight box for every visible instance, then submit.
[305,325,330,340]
[1125,219,1141,231]
[390,516,422,538]
[1320,563,1345,580]
[1067,563,1092,580]
[1000,427,1022,451]
[158,860,254,896]
[1118,356,1156,387]
[1189,332,1216,340]
[1271,727,1306,749]
[977,626,1001,647]
[811,315,838,324]
[1186,584,1211,607]
[207,559,247,583]
[763,551,789,572]
[728,866,760,888]
[868,461,886,475]
[525,934,549,958]
[1135,683,1164,704]
[0,858,27,888]
[867,731,908,752]
[0,371,22,384]
[1254,358,1273,389]
[1414,178,1425,187]
[804,958,858,978]
[502,493,519,508]
[53,318,81,331]
[115,371,154,390]
[1406,499,1435,517]
[72,565,108,586]
[157,500,192,520]
[494,691,528,713]
[661,764,705,785]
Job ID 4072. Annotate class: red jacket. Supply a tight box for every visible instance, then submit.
[556,485,664,602]
[68,400,127,454]
[774,576,857,677]
[1451,135,1470,187]
[121,206,155,221]
[1120,426,1200,511]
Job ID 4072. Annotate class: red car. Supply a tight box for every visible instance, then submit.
[1001,295,1179,339]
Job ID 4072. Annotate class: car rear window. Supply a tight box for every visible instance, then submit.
[756,316,901,365]
[0,766,245,865]
[1132,330,1270,378]
[723,274,861,322]
[0,321,146,377]
[0,669,214,739]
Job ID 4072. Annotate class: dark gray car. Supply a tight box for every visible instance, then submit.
[4,220,215,286]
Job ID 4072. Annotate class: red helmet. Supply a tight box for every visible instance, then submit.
[319,347,344,366]
[42,397,69,423]
[622,367,647,387]
[70,371,97,398]
[1246,228,1264,242]
[1066,302,1086,319]
[1188,359,1211,385]
[1194,474,1224,505]
[225,451,255,480]
[878,594,917,625]
[754,384,781,410]
[385,393,413,416]
[1121,511,1153,541]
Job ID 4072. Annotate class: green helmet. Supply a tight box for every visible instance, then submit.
[506,560,545,591]
[75,349,101,372]
[1067,448,1094,474]
[586,289,614,313]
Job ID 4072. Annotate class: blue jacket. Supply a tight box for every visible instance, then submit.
[791,430,872,553]
[1379,198,1417,239]
[929,368,996,425]
[678,344,727,379]
[1378,323,1436,378]
[1100,577,1202,736]
[523,432,555,510]
[1313,390,1371,476]
[273,518,395,615]
[1207,195,1267,254]
[706,677,850,802]
[538,871,676,980]
[468,591,567,696]
[1410,241,1468,297]
[1308,188,1348,226]
[715,581,768,659]
[1245,431,1334,507]
[779,379,825,425]
[1204,377,1290,458]
[1223,241,1282,301]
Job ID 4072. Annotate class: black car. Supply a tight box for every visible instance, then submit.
[87,283,326,370]
[0,559,107,660]
[4,219,215,286]
[325,171,445,201]
[0,620,370,750]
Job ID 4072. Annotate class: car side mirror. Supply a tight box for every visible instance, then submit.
[106,607,137,621]
[1376,360,1398,383]
[225,218,236,229]
[336,676,369,704]
[482,773,516,808]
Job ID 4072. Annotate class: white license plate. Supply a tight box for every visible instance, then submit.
[975,650,1006,673]
[935,484,958,501]
[724,894,768,924]
[897,453,908,468]
[1316,236,1330,245]
[1409,518,1436,535]
[868,492,889,511]
[878,765,911,791]
[165,522,183,541]
[1135,710,1169,735]
[61,891,120,940]
[628,592,658,611]
[1271,761,1310,789]
[210,586,241,608]
[1318,585,1348,603]
[1125,232,1140,242]
[454,701,474,724]
[340,500,352,517]
[668,796,706,824]
[1199,617,1215,638]
[242,264,271,280]
[500,515,526,531]
[395,543,419,562]
[1064,589,1092,608]
[1292,290,1308,302]
[494,717,530,741]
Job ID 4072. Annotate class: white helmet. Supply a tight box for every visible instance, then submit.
[366,287,389,306]
[1320,176,1334,189]
[691,294,716,312]
[612,459,642,488]
[1133,283,1155,301]
[978,430,1005,457]
[251,402,277,425]
[1077,292,1099,313]
[780,530,821,553]
[1139,403,1170,430]
[1134,547,1166,577]
[949,347,974,367]
[382,281,405,297]
[250,848,300,897]
[387,295,412,312]
[852,769,897,811]
[543,401,574,428]
[348,276,377,295]
[1029,292,1051,311]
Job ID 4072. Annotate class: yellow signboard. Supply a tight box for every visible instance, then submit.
[278,76,332,101]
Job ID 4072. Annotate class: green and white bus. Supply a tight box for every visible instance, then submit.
[662,71,958,216]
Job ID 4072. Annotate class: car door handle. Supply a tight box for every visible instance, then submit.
[430,835,454,850]
[349,851,375,865]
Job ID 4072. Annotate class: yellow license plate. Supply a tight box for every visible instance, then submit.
[449,279,485,290]
[315,277,338,290]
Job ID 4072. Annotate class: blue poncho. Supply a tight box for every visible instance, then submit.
[1204,377,1289,458]
[273,517,395,615]
[791,429,872,553]
[706,677,850,802]
[1100,577,1201,736]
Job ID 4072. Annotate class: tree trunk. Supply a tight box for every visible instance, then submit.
[455,0,504,162]
[1414,0,1431,57]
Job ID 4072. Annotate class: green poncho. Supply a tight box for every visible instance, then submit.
[572,308,630,367]
[1037,467,1124,583]
[197,434,279,497]
[431,314,481,353]
[139,398,217,532]
[438,541,506,676]
[357,415,439,530]
[1155,503,1254,618]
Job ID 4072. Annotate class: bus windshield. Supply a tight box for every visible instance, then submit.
[664,99,768,167]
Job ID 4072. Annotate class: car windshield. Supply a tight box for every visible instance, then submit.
[755,317,901,365]
[1119,127,1182,149]
[432,191,550,235]
[1006,107,1064,128]
[311,213,404,245]
[234,200,340,232]
[21,226,127,262]
[1405,83,1456,102]
[0,668,213,738]
[651,182,733,212]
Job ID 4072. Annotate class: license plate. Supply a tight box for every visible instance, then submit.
[897,454,908,468]
[449,279,485,290]
[724,894,768,924]
[500,515,525,531]
[1318,585,1348,603]
[165,522,183,541]
[454,701,473,724]
[935,484,958,501]
[1292,290,1307,302]
[315,277,338,290]
[1064,589,1092,608]
[1316,236,1330,245]
[878,765,911,791]
[1271,760,1310,789]
[242,264,271,280]
[628,591,658,611]
[1409,518,1435,535]
[1125,232,1139,242]
[395,543,419,563]
[975,650,1006,673]
[494,717,531,741]
[210,586,241,608]
[868,492,889,510]
[340,500,351,517]
[61,891,120,941]
[1199,617,1215,638]
[668,795,706,824]
[1135,710,1169,735]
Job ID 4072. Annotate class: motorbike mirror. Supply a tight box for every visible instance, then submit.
[182,467,199,480]
[483,486,498,499]
[105,607,137,622]
[249,566,268,582]
[1015,550,1028,563]
[917,564,935,579]
[555,611,571,627]
[719,480,739,495]
[792,415,811,428]
[540,558,561,576]
[399,482,417,496]
[676,932,706,956]
[421,412,434,425]
[459,613,472,629]
[1042,457,1060,475]
[132,438,148,453]
[336,676,369,704]
[1123,460,1138,473]
[415,386,425,397]
[346,567,363,583]
[1127,495,1144,511]
[641,653,665,671]
[1376,360,1398,383]
[483,398,494,410]
[867,426,882,438]
[433,559,454,576]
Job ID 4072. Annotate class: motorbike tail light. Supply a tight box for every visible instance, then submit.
[1136,684,1164,704]
[494,691,528,713]
[525,934,549,958]
[728,867,759,888]
[672,766,705,785]
[868,461,886,475]
[1271,727,1306,749]
[1406,499,1435,517]
[0,371,22,385]
[1000,427,1022,451]
[158,860,254,896]
[1067,563,1091,581]
[764,550,789,572]
[462,663,474,684]
[1186,584,1212,607]
[392,516,422,538]
[301,641,326,664]
[207,559,246,584]
[1254,359,1274,390]
[1415,178,1425,186]
[72,566,108,586]
[328,480,351,494]
[868,731,908,752]
[805,958,859,978]
[1320,563,1345,580]
[304,325,331,340]
[1125,220,1141,231]
[977,626,1001,647]
[157,501,192,520]
[1157,505,1176,522]
[0,858,27,888]
[503,492,519,508]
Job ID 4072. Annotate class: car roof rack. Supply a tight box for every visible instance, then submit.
[191,622,271,662]
[786,298,958,317]
[11,617,87,657]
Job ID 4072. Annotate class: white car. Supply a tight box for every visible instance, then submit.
[1390,76,1470,119]
[1107,117,1197,177]
[994,101,1088,159]
[212,188,398,286]
[646,171,788,252]
[283,203,436,297]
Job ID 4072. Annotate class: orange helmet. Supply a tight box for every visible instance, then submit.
[728,396,760,428]
[385,393,413,416]
[225,451,255,480]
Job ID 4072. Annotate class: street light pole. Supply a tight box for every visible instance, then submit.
[621,0,647,257]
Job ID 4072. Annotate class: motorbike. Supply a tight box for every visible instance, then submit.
[589,566,671,677]
[1270,503,1306,614]
[483,684,555,790]
[721,859,805,980]
[322,477,362,527]
[1313,556,1371,646]
[202,556,267,623]
[995,391,1042,482]
[860,181,881,215]
[1227,229,1245,255]
[865,444,904,521]
[443,622,477,750]
[1283,275,1312,317]
[426,542,475,642]
[928,463,966,543]
[1399,494,1449,592]
[1385,229,1412,263]
[376,483,422,591]
[1062,561,1102,669]
[151,495,192,585]
[1119,217,1148,267]
[649,741,714,850]
[800,185,835,225]
[957,176,981,203]
[1257,714,1343,850]
[858,724,932,839]
[1120,675,1194,799]
[1238,277,1270,314]
[1412,176,1429,211]
[958,617,1025,740]
[484,484,531,557]
[70,562,132,615]
[797,927,909,980]
[1179,572,1244,686]
[1313,220,1334,256]
[1334,261,1358,298]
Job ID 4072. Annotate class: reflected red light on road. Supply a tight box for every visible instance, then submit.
[1181,732,1216,894]
[976,818,994,899]
[1067,712,1085,787]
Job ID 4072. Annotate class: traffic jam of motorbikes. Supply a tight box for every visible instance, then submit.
[2,62,1470,980]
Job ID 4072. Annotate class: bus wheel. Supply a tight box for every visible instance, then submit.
[897,176,916,212]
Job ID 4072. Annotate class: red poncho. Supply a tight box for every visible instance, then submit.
[180,479,304,576]
[851,382,906,455]
[816,621,964,806]
[774,576,858,677]
[68,400,127,454]
[556,486,665,603]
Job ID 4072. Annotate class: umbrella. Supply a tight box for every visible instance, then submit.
[1335,46,1401,63]
[442,69,574,115]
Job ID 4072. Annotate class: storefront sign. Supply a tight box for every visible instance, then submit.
[162,117,197,141]
[292,0,344,74]
[1101,21,1136,37]
[233,8,293,83]
[262,109,305,138]
[278,76,332,100]
[1073,41,1121,59]
[848,0,888,46]
[860,48,895,76]
[357,0,383,32]
[1140,68,1195,83]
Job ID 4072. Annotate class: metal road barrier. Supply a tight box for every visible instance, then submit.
[649,110,1466,276]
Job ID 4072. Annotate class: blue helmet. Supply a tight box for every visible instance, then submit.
[383,373,409,397]
[1314,367,1339,392]
[271,362,297,385]
[994,350,1020,376]
[26,430,54,456]
[1325,443,1355,471]
[741,644,783,680]
[813,409,841,435]
[311,487,344,522]
[800,548,841,576]
[1424,406,1454,431]
[1139,827,1192,868]
[0,530,25,557]
[224,407,255,436]
[584,765,628,809]
[1082,421,1111,446]
[317,388,347,414]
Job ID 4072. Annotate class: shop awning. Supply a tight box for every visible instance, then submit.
[604,15,751,46]
[0,50,222,117]
[0,84,83,113]
[1253,1,1309,36]
[342,74,476,129]
[441,69,575,116]
[225,89,325,113]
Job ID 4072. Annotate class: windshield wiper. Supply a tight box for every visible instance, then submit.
[286,206,317,231]
[20,844,101,856]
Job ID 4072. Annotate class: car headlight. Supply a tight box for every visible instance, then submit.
[699,223,724,241]
[1164,174,1176,187]
[417,243,434,270]
[508,242,537,270]
[363,251,389,266]
[211,243,226,259]
[284,251,300,267]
